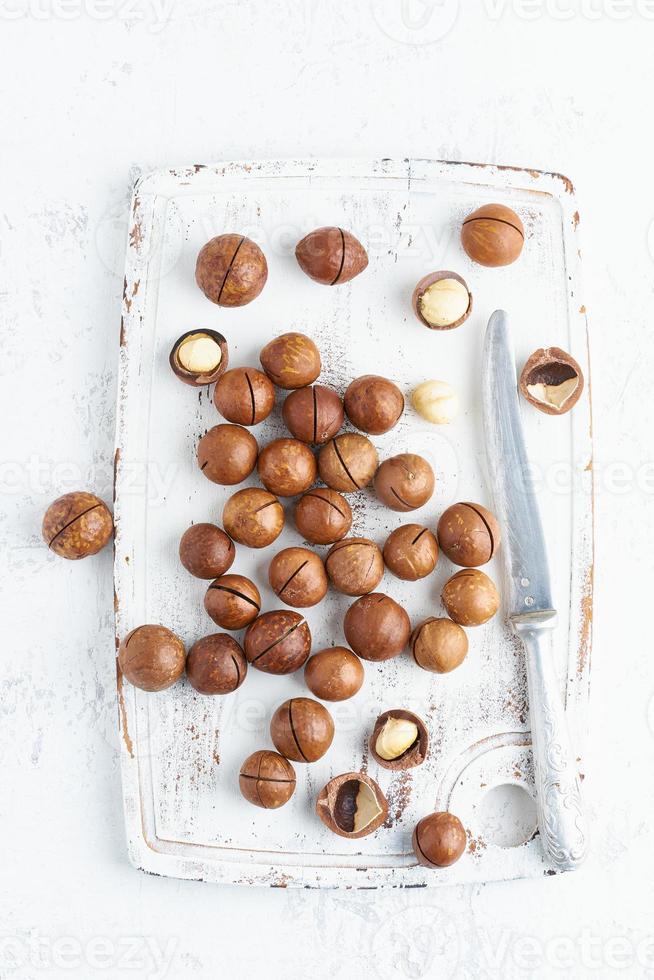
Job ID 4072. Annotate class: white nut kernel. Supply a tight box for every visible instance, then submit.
[419,278,469,328]
[411,380,459,424]
[375,717,419,761]
[353,782,383,832]
[177,333,223,373]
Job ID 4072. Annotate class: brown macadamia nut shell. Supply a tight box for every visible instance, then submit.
[195,234,267,307]
[270,697,335,762]
[343,375,404,435]
[412,617,469,673]
[118,625,186,692]
[374,453,435,512]
[43,491,113,559]
[222,488,284,548]
[316,772,388,838]
[282,385,344,444]
[268,547,328,607]
[318,433,378,492]
[413,811,467,868]
[204,574,261,629]
[519,347,584,416]
[304,647,364,702]
[461,204,524,267]
[186,633,247,694]
[197,424,258,485]
[179,523,235,579]
[325,537,384,596]
[442,569,500,626]
[343,593,411,662]
[383,524,438,580]
[437,502,501,567]
[295,227,368,285]
[239,750,296,809]
[294,488,352,545]
[370,709,428,771]
[257,438,317,497]
[244,611,311,674]
[213,367,275,426]
[259,332,321,389]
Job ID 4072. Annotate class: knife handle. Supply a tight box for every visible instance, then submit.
[512,610,589,871]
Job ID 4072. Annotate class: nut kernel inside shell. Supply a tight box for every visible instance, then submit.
[177,333,223,373]
[375,717,419,761]
[420,278,469,328]
[335,779,382,833]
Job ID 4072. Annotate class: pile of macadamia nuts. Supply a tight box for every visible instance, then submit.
[42,203,585,873]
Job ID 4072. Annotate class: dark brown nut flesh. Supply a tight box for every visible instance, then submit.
[413,811,467,868]
[169,329,228,386]
[195,234,268,307]
[270,697,335,762]
[257,438,317,497]
[186,633,247,694]
[268,547,328,608]
[295,227,368,285]
[412,617,468,673]
[222,488,284,548]
[343,375,404,435]
[519,347,584,416]
[325,537,384,596]
[282,385,344,444]
[437,502,501,567]
[304,647,364,702]
[197,424,258,485]
[374,453,435,512]
[441,569,500,626]
[259,332,321,389]
[42,491,113,560]
[179,523,235,579]
[294,488,352,545]
[461,204,524,267]
[118,625,186,692]
[318,433,378,492]
[213,367,275,426]
[204,574,261,629]
[244,610,311,674]
[412,271,472,330]
[383,524,438,580]
[343,593,411,662]
[316,772,388,838]
[370,709,428,770]
[239,750,296,809]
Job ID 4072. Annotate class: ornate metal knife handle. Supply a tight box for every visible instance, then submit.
[511,610,589,871]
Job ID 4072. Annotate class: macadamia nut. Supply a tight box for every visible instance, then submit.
[411,380,459,424]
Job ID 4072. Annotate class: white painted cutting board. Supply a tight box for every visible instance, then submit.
[114,159,592,887]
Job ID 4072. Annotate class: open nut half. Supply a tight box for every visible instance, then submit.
[519,347,584,416]
[370,709,428,770]
[316,772,388,838]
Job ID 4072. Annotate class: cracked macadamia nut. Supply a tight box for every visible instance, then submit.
[204,574,261,629]
[437,502,500,567]
[222,488,284,548]
[43,491,113,559]
[186,633,247,695]
[442,569,500,626]
[282,385,344,444]
[118,625,186,692]
[259,332,321,389]
[179,523,235,579]
[413,811,467,868]
[344,593,411,662]
[268,547,328,608]
[383,524,438,581]
[412,617,468,673]
[195,234,267,307]
[294,488,352,545]
[213,367,275,426]
[244,610,311,674]
[295,227,368,285]
[169,329,229,386]
[411,380,459,424]
[270,697,335,762]
[461,204,524,267]
[343,376,404,435]
[197,424,258,485]
[375,453,435,512]
[371,709,428,770]
[316,773,388,838]
[519,347,584,415]
[304,647,364,702]
[318,433,378,492]
[258,438,317,497]
[412,272,472,330]
[325,538,384,596]
[239,750,296,809]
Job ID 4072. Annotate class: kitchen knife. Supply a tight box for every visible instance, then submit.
[482,310,588,872]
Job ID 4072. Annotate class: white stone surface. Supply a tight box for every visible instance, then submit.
[0,2,651,978]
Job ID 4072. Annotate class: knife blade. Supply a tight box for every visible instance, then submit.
[482,310,588,872]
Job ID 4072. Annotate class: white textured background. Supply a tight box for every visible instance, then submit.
[1,2,652,978]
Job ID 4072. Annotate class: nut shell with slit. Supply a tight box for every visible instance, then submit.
[383,524,438,580]
[295,227,368,285]
[343,375,404,435]
[270,697,335,762]
[259,332,321,389]
[213,367,275,426]
[519,347,584,416]
[461,204,524,267]
[325,537,384,596]
[318,433,378,492]
[118,625,186,692]
[204,574,261,629]
[179,523,235,579]
[244,610,311,674]
[195,234,267,307]
[374,453,435,512]
[42,491,113,560]
[222,488,284,548]
[294,488,352,545]
[343,593,411,662]
[257,438,317,497]
[316,772,388,838]
[268,547,328,607]
[413,811,467,868]
[239,750,296,809]
[282,385,344,444]
[197,424,258,485]
[186,633,247,695]
[437,502,500,567]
